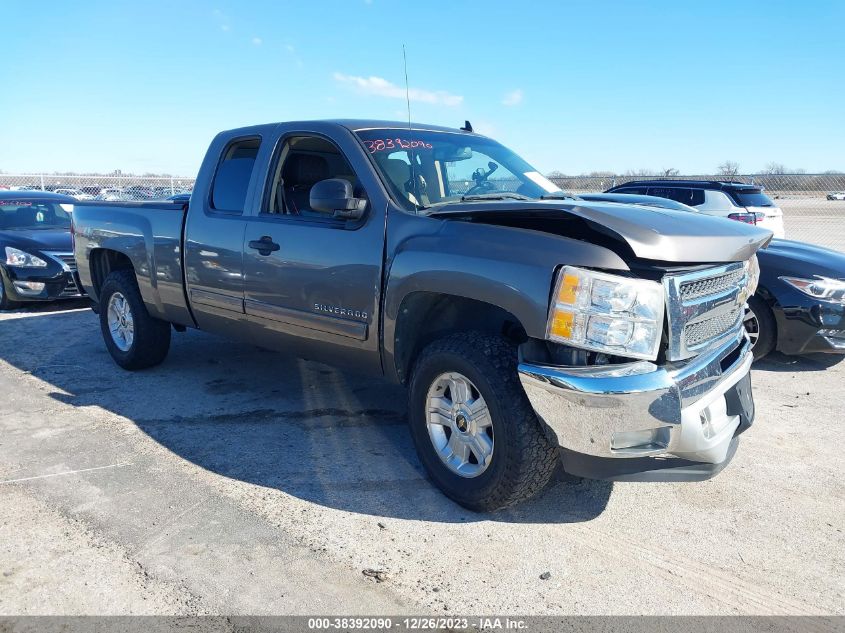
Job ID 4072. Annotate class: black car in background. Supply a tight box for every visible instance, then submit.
[750,240,845,357]
[0,191,85,310]
[578,193,845,360]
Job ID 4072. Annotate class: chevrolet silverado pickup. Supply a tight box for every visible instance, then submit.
[72,120,771,511]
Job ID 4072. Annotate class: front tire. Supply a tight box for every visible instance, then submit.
[0,270,21,311]
[408,332,558,512]
[0,271,21,311]
[99,270,171,370]
[745,296,776,360]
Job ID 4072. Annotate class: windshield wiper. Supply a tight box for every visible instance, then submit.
[539,191,578,200]
[460,192,533,202]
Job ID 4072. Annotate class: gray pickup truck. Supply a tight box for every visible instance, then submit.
[72,120,770,511]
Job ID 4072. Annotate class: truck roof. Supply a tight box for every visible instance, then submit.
[220,119,482,138]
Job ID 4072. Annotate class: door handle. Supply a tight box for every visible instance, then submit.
[248,236,280,256]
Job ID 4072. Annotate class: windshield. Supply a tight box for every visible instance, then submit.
[730,189,774,208]
[355,128,562,211]
[0,201,72,230]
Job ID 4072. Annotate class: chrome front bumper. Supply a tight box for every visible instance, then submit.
[518,334,754,476]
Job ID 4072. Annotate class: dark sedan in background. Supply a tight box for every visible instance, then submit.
[751,240,845,357]
[0,191,85,310]
[578,192,845,360]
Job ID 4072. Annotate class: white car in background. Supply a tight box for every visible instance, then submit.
[52,187,94,200]
[606,180,786,238]
[827,191,845,201]
[96,188,129,201]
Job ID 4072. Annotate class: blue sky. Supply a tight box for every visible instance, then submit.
[2,0,843,176]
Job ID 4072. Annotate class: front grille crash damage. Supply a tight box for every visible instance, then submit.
[449,212,753,370]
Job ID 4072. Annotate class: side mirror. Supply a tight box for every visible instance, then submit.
[310,178,366,219]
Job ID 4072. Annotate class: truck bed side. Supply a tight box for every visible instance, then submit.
[72,200,194,326]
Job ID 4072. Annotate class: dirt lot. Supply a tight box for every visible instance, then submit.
[1,302,843,616]
[779,198,845,252]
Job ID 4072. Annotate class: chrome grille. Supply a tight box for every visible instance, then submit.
[680,267,745,301]
[60,274,83,297]
[683,307,743,347]
[664,262,749,361]
[42,252,83,297]
[44,252,77,272]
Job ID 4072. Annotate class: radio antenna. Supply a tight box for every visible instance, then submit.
[402,44,412,134]
[402,44,420,213]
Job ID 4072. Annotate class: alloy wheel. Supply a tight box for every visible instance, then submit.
[107,292,135,351]
[743,307,760,349]
[425,372,494,478]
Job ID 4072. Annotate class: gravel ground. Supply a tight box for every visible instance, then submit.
[778,198,845,252]
[0,302,843,616]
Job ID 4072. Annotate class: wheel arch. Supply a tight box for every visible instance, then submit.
[88,248,135,303]
[389,291,529,384]
[747,290,779,357]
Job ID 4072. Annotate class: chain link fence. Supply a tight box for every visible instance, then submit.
[2,172,843,251]
[0,174,194,201]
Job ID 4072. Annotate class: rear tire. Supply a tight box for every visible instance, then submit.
[99,270,171,370]
[408,332,558,512]
[745,296,776,360]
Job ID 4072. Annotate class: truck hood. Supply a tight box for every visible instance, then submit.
[429,199,772,263]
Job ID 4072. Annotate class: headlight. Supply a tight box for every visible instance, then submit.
[546,266,665,360]
[780,276,845,304]
[5,247,47,268]
[745,255,760,298]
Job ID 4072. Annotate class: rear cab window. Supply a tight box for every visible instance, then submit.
[211,138,261,213]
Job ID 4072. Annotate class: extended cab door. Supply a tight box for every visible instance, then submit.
[240,126,387,374]
[184,130,271,337]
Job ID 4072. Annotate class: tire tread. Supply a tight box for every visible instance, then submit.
[99,269,171,370]
[410,332,558,511]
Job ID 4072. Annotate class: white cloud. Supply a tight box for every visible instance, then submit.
[212,8,230,32]
[252,37,262,46]
[284,44,303,68]
[333,73,463,107]
[502,89,524,106]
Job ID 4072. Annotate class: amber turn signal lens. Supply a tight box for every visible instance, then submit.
[557,273,580,305]
[550,311,575,339]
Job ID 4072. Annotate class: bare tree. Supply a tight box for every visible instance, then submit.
[718,161,740,177]
[661,167,679,177]
[762,162,788,175]
[760,162,807,176]
[546,170,568,178]
[624,168,657,177]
